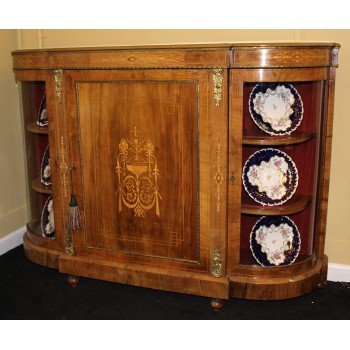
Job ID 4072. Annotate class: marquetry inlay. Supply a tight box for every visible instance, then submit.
[116,127,162,217]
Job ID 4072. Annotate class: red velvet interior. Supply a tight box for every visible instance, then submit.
[239,81,325,266]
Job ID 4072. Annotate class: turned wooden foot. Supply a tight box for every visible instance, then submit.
[317,279,327,289]
[68,275,80,287]
[210,298,223,311]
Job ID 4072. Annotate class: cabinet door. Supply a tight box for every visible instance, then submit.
[64,69,227,277]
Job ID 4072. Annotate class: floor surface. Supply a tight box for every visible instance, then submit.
[1,246,349,319]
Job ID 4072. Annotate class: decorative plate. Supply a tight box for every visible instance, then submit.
[249,83,303,135]
[242,148,298,206]
[250,216,301,266]
[41,195,55,239]
[37,94,48,127]
[40,146,51,186]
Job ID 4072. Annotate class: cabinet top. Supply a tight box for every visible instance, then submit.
[12,42,340,70]
[12,41,340,53]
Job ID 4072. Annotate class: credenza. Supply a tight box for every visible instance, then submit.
[12,42,340,308]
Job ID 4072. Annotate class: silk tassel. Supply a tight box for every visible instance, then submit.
[67,194,81,231]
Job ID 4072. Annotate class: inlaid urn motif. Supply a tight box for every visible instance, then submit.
[115,127,162,217]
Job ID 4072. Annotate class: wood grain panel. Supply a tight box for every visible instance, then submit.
[23,233,60,269]
[313,67,337,257]
[64,69,220,277]
[229,256,327,300]
[59,254,229,299]
[76,80,199,261]
[13,49,229,69]
[232,48,333,68]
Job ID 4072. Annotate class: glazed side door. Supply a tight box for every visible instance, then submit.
[64,69,227,278]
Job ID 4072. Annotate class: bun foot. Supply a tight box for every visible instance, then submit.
[211,298,223,311]
[68,275,80,287]
[317,279,327,289]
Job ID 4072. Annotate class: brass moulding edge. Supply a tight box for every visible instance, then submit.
[65,66,228,70]
[229,45,339,51]
[230,65,333,69]
[13,66,229,71]
[12,47,231,54]
[75,79,201,263]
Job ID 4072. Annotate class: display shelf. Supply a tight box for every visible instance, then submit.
[26,219,46,246]
[242,140,319,207]
[242,132,315,146]
[243,81,325,136]
[239,203,316,266]
[31,177,52,194]
[241,194,312,216]
[239,247,311,267]
[27,219,41,236]
[27,122,48,135]
[26,219,43,243]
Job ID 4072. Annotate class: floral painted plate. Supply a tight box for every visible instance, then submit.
[36,94,48,127]
[250,216,301,266]
[249,83,303,135]
[40,146,51,186]
[242,148,298,206]
[41,195,55,239]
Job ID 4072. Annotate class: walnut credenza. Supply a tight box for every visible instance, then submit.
[12,42,340,307]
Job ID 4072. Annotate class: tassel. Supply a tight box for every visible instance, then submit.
[67,194,81,231]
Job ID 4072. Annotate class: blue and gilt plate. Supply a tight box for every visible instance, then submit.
[37,94,48,127]
[249,83,303,135]
[242,148,298,206]
[250,216,301,266]
[41,195,55,240]
[40,146,51,186]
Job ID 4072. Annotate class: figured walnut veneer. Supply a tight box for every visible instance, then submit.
[13,42,339,301]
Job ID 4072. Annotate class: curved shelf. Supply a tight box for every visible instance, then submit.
[27,122,48,135]
[27,219,41,237]
[26,219,56,246]
[239,247,314,268]
[228,256,327,300]
[31,177,52,194]
[23,233,59,269]
[241,195,312,216]
[242,132,315,146]
[26,219,46,246]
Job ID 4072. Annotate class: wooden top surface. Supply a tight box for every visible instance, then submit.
[12,42,340,70]
[12,41,340,54]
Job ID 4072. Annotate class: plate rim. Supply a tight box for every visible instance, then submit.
[36,93,48,127]
[249,215,301,267]
[249,82,304,136]
[40,145,51,186]
[40,195,55,239]
[242,147,299,206]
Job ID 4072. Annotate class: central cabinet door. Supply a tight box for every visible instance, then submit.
[66,69,227,274]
